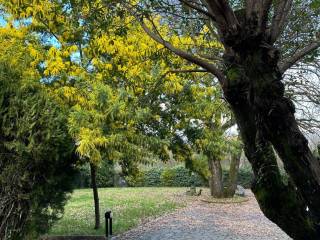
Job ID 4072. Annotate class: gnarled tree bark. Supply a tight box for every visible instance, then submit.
[224,78,319,239]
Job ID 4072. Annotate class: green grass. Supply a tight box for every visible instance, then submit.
[48,187,188,236]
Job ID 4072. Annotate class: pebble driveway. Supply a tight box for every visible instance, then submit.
[114,191,292,240]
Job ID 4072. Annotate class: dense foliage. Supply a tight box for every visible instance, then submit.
[125,165,253,188]
[0,25,78,239]
[0,65,77,239]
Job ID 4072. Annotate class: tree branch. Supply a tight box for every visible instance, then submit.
[160,69,208,80]
[130,13,226,85]
[203,0,239,34]
[178,0,216,20]
[279,40,320,73]
[244,0,272,33]
[168,69,208,74]
[270,0,293,43]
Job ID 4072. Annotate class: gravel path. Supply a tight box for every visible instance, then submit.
[114,191,292,240]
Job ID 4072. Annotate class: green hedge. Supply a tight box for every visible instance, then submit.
[127,166,254,188]
[125,171,145,187]
[74,164,255,189]
[223,168,254,188]
[126,166,207,187]
[144,168,162,186]
[74,160,115,188]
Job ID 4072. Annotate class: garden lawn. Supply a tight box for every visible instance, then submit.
[48,187,188,236]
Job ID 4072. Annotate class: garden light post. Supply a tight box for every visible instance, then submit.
[105,210,112,238]
[190,172,196,195]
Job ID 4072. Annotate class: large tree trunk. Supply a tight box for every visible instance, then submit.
[208,158,224,198]
[248,49,320,227]
[225,149,241,197]
[90,163,100,230]
[223,63,320,239]
[220,9,320,238]
[255,78,320,222]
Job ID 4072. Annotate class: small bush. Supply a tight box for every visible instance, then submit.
[144,168,162,186]
[126,171,145,187]
[222,167,254,188]
[160,168,176,186]
[172,166,191,187]
[236,168,254,188]
[172,165,205,187]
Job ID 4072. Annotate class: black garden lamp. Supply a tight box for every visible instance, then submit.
[105,210,112,238]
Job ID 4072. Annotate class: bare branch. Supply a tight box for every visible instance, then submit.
[279,40,320,73]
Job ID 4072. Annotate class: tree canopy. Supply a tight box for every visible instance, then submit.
[0,0,320,239]
[118,0,320,238]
